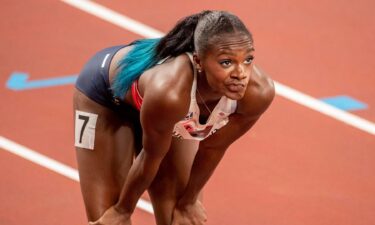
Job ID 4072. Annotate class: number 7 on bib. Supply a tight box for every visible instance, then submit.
[74,110,98,150]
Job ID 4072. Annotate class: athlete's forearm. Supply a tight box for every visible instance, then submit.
[177,146,227,207]
[115,150,163,214]
[177,115,257,207]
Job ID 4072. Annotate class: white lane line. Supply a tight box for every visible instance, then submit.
[0,135,154,214]
[274,81,375,135]
[61,0,163,38]
[60,0,375,136]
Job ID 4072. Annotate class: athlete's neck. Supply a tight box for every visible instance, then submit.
[196,73,222,104]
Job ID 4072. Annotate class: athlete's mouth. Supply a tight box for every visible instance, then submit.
[226,83,245,92]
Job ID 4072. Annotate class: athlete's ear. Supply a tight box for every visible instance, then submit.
[193,52,203,73]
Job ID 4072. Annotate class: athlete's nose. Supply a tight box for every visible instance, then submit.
[231,64,246,80]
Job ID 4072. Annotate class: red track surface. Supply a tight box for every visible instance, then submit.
[1,1,375,224]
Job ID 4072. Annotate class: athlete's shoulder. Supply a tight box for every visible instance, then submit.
[143,53,194,100]
[237,65,275,118]
[141,54,194,120]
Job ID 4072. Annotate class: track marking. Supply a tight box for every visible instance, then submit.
[274,81,375,135]
[60,0,163,38]
[6,72,78,90]
[60,0,375,136]
[0,135,154,214]
[320,95,367,111]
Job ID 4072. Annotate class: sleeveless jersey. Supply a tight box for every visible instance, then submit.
[131,53,237,141]
[171,53,237,140]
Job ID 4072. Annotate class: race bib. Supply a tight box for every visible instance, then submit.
[74,110,98,150]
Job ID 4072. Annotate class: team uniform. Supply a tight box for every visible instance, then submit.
[75,45,127,110]
[75,46,237,146]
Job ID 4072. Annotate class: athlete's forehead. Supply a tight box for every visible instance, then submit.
[208,33,254,55]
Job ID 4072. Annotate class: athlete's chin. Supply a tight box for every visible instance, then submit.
[224,83,247,100]
[225,90,246,100]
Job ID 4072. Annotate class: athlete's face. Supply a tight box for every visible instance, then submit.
[196,33,254,100]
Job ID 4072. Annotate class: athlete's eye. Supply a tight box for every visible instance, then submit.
[219,60,232,67]
[244,57,254,64]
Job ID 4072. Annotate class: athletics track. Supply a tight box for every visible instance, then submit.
[1,1,375,224]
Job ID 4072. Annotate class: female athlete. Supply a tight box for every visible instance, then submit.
[73,10,275,225]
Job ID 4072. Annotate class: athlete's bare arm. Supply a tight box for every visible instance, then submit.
[113,55,195,214]
[174,65,275,211]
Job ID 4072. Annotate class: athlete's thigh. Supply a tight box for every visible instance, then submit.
[73,89,141,221]
[148,138,199,225]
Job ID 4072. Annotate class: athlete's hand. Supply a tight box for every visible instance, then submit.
[171,200,207,225]
[88,206,132,225]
